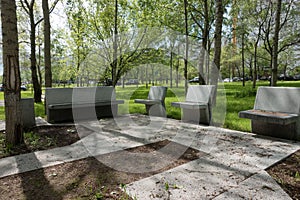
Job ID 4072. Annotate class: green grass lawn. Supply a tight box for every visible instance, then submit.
[1,81,299,133]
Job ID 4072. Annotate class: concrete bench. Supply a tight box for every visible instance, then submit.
[134,86,168,117]
[239,86,300,140]
[45,86,124,123]
[21,98,36,130]
[171,85,215,125]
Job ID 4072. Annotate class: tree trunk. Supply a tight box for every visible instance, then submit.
[197,0,209,85]
[1,0,24,146]
[43,0,52,88]
[29,5,42,103]
[213,0,224,83]
[271,0,282,86]
[232,0,237,79]
[37,43,43,87]
[170,52,173,88]
[242,32,245,86]
[184,0,189,95]
[112,0,118,87]
[37,26,43,87]
[176,45,180,88]
[253,22,263,89]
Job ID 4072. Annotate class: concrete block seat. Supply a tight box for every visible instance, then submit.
[134,86,168,117]
[21,98,36,130]
[239,86,300,140]
[171,85,216,125]
[45,86,124,123]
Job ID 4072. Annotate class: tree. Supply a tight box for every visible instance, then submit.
[20,0,43,103]
[42,0,57,87]
[65,0,90,86]
[1,0,24,145]
[20,0,59,101]
[271,0,282,86]
[213,0,224,75]
[252,2,268,88]
[190,0,215,85]
[184,0,189,94]
[112,0,118,87]
[261,0,300,86]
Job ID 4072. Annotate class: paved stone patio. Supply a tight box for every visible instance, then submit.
[0,114,300,199]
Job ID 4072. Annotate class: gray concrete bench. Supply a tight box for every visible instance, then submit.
[21,98,36,130]
[171,85,215,125]
[239,86,300,140]
[134,86,168,117]
[45,87,124,123]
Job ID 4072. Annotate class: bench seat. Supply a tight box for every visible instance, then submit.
[134,99,162,105]
[171,101,208,109]
[48,100,124,109]
[239,110,299,125]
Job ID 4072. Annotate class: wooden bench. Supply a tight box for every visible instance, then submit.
[45,86,124,123]
[134,86,168,117]
[171,85,215,125]
[239,86,300,140]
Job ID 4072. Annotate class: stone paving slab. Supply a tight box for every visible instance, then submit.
[0,141,89,178]
[126,156,256,200]
[0,114,299,199]
[214,170,292,200]
[0,130,147,179]
[94,115,300,199]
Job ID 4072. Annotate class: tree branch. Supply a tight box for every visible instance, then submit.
[20,0,30,15]
[49,0,60,14]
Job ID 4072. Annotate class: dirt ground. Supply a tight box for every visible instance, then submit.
[266,150,300,200]
[0,126,299,199]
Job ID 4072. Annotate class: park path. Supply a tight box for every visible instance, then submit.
[0,114,299,199]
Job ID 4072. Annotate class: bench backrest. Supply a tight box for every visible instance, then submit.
[254,86,300,114]
[45,86,117,106]
[148,86,168,101]
[186,85,216,104]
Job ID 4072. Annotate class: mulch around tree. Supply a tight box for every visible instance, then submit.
[266,149,300,200]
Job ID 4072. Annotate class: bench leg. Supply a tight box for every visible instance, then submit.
[252,120,297,140]
[182,108,210,125]
[145,104,166,117]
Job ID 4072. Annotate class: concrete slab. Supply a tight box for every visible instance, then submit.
[126,157,254,200]
[0,114,299,199]
[214,170,292,200]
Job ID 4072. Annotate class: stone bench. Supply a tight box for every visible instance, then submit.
[21,98,36,130]
[45,86,124,123]
[171,85,216,125]
[134,86,168,117]
[239,86,300,140]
